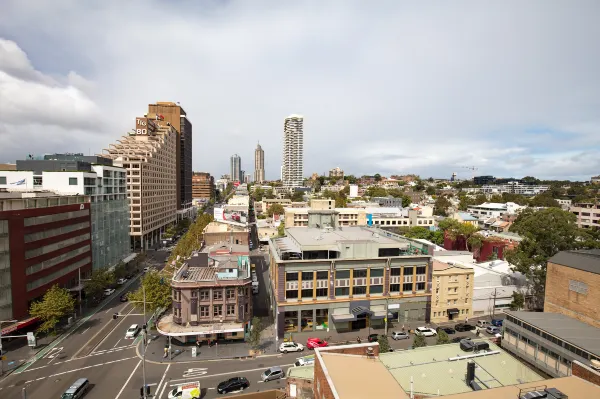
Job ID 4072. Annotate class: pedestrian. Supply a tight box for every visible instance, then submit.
[465,317,469,324]
[163,346,168,358]
[401,325,405,332]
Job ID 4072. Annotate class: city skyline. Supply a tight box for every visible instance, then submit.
[1,2,600,180]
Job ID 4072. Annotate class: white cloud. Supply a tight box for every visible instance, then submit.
[0,1,599,179]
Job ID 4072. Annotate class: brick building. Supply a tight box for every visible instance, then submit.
[544,249,600,329]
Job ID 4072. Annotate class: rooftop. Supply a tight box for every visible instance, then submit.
[319,352,409,399]
[548,249,600,275]
[379,340,543,396]
[468,202,508,210]
[457,212,479,221]
[285,226,405,247]
[286,365,314,380]
[157,313,244,337]
[506,311,600,357]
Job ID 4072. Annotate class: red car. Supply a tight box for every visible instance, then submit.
[306,338,328,349]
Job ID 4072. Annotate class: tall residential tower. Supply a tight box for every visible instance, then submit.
[282,114,304,188]
[230,154,242,182]
[254,143,265,183]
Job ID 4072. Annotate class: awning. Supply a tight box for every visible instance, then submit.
[350,306,373,316]
[447,308,460,315]
[370,311,395,320]
[1,317,38,335]
[122,253,138,264]
[331,314,356,322]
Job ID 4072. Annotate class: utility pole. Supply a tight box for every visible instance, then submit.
[491,288,498,319]
[384,297,389,336]
[78,268,82,317]
[142,284,147,399]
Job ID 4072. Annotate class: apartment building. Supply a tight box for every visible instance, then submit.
[157,243,253,344]
[282,114,304,188]
[102,116,177,251]
[328,167,344,179]
[1,155,130,271]
[268,225,432,338]
[254,143,265,183]
[430,260,474,323]
[191,172,214,200]
[571,202,600,228]
[466,181,549,196]
[544,250,600,328]
[147,102,193,219]
[230,154,242,182]
[0,191,92,320]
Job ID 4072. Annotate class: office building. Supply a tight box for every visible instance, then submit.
[430,260,474,323]
[102,116,177,251]
[230,154,241,182]
[0,191,92,320]
[254,143,265,183]
[148,102,193,220]
[473,175,496,185]
[157,243,253,344]
[282,114,304,188]
[1,154,131,271]
[191,172,215,201]
[268,224,433,338]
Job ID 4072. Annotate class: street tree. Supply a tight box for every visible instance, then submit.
[128,270,171,314]
[412,333,427,348]
[434,196,451,216]
[378,335,391,352]
[426,186,436,195]
[509,291,525,311]
[436,329,451,345]
[268,203,285,217]
[30,285,75,334]
[291,190,305,202]
[253,186,264,201]
[84,267,116,300]
[374,173,382,182]
[277,221,286,237]
[248,317,263,351]
[264,189,275,199]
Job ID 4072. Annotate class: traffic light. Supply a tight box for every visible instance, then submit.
[140,385,150,397]
[113,313,119,320]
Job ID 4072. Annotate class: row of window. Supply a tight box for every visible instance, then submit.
[26,245,90,275]
[24,209,89,227]
[173,288,243,301]
[285,266,427,282]
[26,256,90,291]
[433,309,469,317]
[25,234,90,259]
[285,282,427,300]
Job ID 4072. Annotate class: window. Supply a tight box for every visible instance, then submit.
[370,285,383,294]
[370,269,384,277]
[200,306,209,317]
[403,282,413,292]
[390,268,401,276]
[354,269,367,278]
[227,288,235,299]
[213,290,223,300]
[335,287,350,296]
[191,290,197,298]
[316,288,328,297]
[404,266,414,276]
[416,266,426,275]
[301,271,313,281]
[301,289,313,299]
[353,286,367,295]
[336,270,350,279]
[0,177,6,184]
[200,290,209,300]
[416,282,425,291]
[213,305,223,317]
[286,290,299,299]
[69,177,78,185]
[390,284,400,292]
[286,272,298,281]
[316,271,328,280]
[227,304,236,316]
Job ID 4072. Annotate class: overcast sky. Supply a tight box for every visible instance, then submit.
[1,1,599,181]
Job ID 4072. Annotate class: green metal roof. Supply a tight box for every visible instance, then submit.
[286,365,314,380]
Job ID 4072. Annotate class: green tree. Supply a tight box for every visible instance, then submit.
[426,186,436,195]
[128,270,171,314]
[412,333,427,348]
[436,329,451,345]
[167,213,214,268]
[365,186,388,198]
[345,175,357,184]
[84,267,116,300]
[248,317,263,351]
[268,203,285,217]
[30,285,75,334]
[528,193,560,208]
[509,291,525,311]
[401,195,411,207]
[264,189,275,199]
[334,192,347,207]
[434,196,451,216]
[253,186,265,201]
[466,233,484,253]
[404,227,432,240]
[113,262,128,280]
[378,335,391,352]
[374,173,382,182]
[291,190,305,202]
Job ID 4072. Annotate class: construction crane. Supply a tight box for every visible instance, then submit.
[462,166,479,180]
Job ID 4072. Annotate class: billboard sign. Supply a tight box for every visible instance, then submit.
[214,207,247,223]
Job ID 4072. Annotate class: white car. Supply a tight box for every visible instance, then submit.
[103,288,116,297]
[125,324,141,339]
[279,342,304,353]
[415,327,437,337]
[117,278,128,285]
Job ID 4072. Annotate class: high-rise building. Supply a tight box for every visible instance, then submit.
[254,143,265,183]
[102,116,178,250]
[0,191,92,320]
[2,154,131,271]
[282,114,304,188]
[147,102,193,220]
[192,172,215,200]
[230,154,241,182]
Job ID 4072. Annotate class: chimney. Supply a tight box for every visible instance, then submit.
[466,361,476,386]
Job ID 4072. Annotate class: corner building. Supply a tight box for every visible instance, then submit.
[102,116,177,251]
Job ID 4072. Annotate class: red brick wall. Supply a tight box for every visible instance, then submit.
[286,377,314,399]
[572,361,600,386]
[476,240,506,262]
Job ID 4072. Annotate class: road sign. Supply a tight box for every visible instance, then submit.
[27,332,36,347]
[191,346,197,358]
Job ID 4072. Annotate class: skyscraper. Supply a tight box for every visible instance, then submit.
[230,154,241,182]
[147,102,193,220]
[282,114,304,188]
[254,143,265,183]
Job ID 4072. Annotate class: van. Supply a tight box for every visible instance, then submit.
[294,355,315,367]
[61,378,90,399]
[167,381,201,399]
[261,366,284,382]
[476,320,489,328]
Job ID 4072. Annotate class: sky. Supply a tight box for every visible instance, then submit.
[1,1,600,181]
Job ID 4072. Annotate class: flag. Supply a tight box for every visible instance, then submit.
[11,179,26,186]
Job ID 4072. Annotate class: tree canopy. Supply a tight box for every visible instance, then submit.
[436,329,451,345]
[30,285,75,333]
[268,203,285,217]
[128,270,171,314]
[166,213,214,269]
[412,333,427,348]
[84,267,115,300]
[434,195,452,216]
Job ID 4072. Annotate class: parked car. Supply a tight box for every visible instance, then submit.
[414,327,437,337]
[306,338,328,349]
[391,331,410,340]
[486,325,501,335]
[476,320,489,328]
[125,324,141,339]
[261,366,284,382]
[367,334,380,343]
[103,288,115,297]
[455,323,475,332]
[491,319,503,327]
[119,293,129,302]
[437,326,456,334]
[217,377,249,394]
[117,278,128,285]
[279,342,304,353]
[452,336,470,343]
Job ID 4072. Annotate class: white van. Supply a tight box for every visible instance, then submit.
[294,355,315,367]
[168,381,201,399]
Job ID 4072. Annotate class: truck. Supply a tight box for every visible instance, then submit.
[167,381,201,399]
[294,354,315,367]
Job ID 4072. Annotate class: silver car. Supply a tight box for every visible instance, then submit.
[391,331,410,340]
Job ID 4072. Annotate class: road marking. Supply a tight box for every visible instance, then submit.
[25,356,139,384]
[81,327,90,335]
[115,359,142,399]
[91,306,135,353]
[157,364,171,399]
[45,347,63,359]
[168,364,293,384]
[113,338,122,348]
[182,368,208,378]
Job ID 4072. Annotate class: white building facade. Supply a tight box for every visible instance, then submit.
[282,114,304,188]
